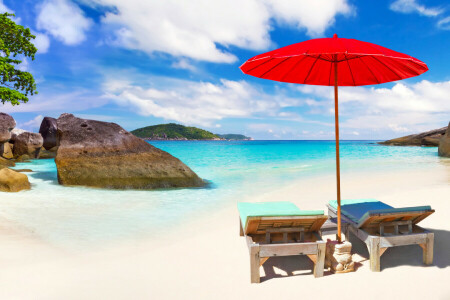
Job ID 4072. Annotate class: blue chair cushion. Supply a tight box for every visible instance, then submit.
[328,199,432,224]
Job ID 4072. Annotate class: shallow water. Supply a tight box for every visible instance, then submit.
[1,140,443,250]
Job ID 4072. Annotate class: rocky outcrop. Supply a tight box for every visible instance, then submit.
[11,132,43,158]
[39,117,58,150]
[39,147,57,159]
[55,113,205,189]
[0,113,15,143]
[0,168,30,192]
[379,126,447,146]
[438,122,450,157]
[0,142,13,159]
[0,157,15,169]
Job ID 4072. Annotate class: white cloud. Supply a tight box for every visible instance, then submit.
[298,80,450,135]
[21,115,44,131]
[102,76,301,127]
[0,1,12,13]
[1,90,107,113]
[390,0,443,17]
[17,58,29,71]
[36,0,93,45]
[437,16,450,30]
[82,0,353,63]
[34,33,50,53]
[171,59,197,72]
[265,0,353,37]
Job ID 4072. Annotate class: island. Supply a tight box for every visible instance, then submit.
[131,123,252,140]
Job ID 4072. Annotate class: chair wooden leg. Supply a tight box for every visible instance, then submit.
[369,237,381,272]
[239,218,244,237]
[313,243,326,278]
[421,232,434,265]
[250,246,260,283]
[344,224,350,242]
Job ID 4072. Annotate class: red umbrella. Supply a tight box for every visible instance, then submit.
[240,34,428,242]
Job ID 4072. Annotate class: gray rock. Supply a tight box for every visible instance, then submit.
[11,132,44,158]
[55,113,205,189]
[0,112,16,143]
[379,126,447,146]
[438,122,450,157]
[0,142,13,159]
[39,117,58,150]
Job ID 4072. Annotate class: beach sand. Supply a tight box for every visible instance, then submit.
[0,163,449,299]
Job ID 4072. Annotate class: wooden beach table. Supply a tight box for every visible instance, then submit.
[327,199,435,272]
[238,202,328,283]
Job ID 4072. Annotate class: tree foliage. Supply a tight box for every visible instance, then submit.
[0,13,37,105]
[131,123,220,140]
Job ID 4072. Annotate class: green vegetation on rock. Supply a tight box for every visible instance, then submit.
[131,123,220,140]
[217,134,251,140]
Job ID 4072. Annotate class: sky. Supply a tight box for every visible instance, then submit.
[1,0,450,140]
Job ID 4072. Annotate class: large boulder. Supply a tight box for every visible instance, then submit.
[0,142,13,159]
[39,117,58,150]
[54,113,205,189]
[0,168,30,192]
[11,132,44,158]
[0,156,15,169]
[0,112,15,143]
[438,122,450,157]
[39,147,57,159]
[379,126,447,146]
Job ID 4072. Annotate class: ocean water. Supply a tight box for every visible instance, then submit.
[1,141,444,250]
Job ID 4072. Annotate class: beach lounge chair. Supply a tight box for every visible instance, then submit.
[238,201,328,283]
[327,199,435,272]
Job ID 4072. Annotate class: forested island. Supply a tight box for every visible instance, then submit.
[131,123,252,140]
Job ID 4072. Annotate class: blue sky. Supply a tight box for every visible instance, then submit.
[1,0,449,140]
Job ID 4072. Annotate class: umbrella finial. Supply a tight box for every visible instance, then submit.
[333,33,338,38]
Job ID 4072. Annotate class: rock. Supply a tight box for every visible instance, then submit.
[55,113,205,189]
[0,156,15,169]
[438,122,450,157]
[15,154,31,162]
[0,142,13,159]
[0,112,16,143]
[379,126,447,146]
[0,168,31,192]
[14,169,33,172]
[39,147,57,159]
[11,132,43,158]
[10,128,26,139]
[39,117,58,150]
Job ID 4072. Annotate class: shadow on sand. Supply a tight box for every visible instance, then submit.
[260,227,449,282]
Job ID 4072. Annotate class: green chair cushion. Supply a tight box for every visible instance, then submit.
[328,199,432,224]
[238,201,324,227]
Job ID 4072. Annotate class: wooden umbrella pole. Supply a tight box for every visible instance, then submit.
[334,60,342,243]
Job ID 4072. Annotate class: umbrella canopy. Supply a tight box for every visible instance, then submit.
[240,34,428,242]
[240,34,428,86]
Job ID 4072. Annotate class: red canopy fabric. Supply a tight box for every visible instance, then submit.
[240,34,428,86]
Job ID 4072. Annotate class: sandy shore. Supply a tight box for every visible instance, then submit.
[0,163,449,299]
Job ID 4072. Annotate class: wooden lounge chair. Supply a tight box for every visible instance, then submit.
[327,199,435,272]
[238,202,328,283]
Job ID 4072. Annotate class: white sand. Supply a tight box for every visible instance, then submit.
[0,164,449,300]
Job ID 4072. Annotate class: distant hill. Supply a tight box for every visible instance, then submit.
[131,123,220,140]
[216,134,252,140]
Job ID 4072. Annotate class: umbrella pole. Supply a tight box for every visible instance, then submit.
[334,61,342,243]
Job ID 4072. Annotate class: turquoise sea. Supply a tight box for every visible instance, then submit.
[2,141,444,250]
